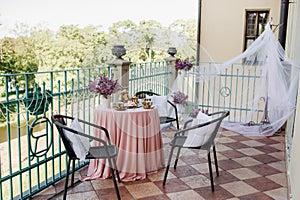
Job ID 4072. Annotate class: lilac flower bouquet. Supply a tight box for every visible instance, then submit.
[189,108,201,118]
[89,75,122,98]
[171,91,188,106]
[175,58,193,71]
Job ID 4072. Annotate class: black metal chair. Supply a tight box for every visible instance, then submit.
[51,114,121,200]
[162,111,230,192]
[135,91,179,130]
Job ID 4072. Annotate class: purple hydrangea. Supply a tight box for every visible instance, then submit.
[171,91,188,105]
[89,75,122,98]
[175,58,193,71]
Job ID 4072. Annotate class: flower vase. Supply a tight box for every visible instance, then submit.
[177,104,185,123]
[179,70,186,77]
[100,95,112,109]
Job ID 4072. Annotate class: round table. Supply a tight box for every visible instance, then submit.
[82,106,165,182]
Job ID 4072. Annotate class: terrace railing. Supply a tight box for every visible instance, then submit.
[0,61,262,199]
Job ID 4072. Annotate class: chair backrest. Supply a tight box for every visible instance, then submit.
[182,111,229,149]
[203,111,229,148]
[51,115,78,159]
[135,91,159,99]
[135,91,178,116]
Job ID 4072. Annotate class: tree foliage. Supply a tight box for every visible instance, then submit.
[1,19,197,74]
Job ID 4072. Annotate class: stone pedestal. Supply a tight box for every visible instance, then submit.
[107,45,131,101]
[164,47,178,91]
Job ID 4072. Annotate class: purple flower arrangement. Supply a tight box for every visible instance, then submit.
[189,108,209,118]
[175,58,193,71]
[189,108,201,118]
[171,91,188,105]
[89,75,122,98]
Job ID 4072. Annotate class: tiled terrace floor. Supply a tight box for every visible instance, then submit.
[32,129,288,200]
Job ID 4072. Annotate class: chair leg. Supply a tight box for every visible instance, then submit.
[71,159,76,186]
[176,119,179,130]
[207,152,215,192]
[113,157,121,183]
[63,158,72,200]
[163,146,175,186]
[213,145,219,176]
[108,158,121,200]
[174,147,182,169]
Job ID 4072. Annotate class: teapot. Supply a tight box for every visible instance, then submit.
[131,96,139,105]
[142,98,152,109]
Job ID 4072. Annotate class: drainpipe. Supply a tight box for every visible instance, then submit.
[278,0,290,49]
[195,0,202,105]
[196,0,202,65]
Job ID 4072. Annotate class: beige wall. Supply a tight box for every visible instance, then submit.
[200,0,280,62]
[286,0,300,199]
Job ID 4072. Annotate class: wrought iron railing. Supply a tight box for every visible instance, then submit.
[0,61,262,199]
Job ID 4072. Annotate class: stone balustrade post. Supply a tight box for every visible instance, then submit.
[106,45,131,101]
[164,47,178,92]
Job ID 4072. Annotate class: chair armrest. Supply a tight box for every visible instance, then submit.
[76,118,113,145]
[167,100,178,117]
[183,119,193,129]
[174,119,213,137]
[174,111,230,137]
[60,123,111,147]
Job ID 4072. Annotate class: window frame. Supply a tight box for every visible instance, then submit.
[244,10,270,51]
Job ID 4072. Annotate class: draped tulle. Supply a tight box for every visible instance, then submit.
[169,22,300,136]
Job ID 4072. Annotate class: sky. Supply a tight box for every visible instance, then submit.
[0,0,198,36]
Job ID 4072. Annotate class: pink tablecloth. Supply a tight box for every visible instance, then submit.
[81,106,165,182]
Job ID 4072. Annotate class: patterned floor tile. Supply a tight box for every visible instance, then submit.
[236,147,265,156]
[240,140,265,147]
[147,168,175,182]
[220,150,246,159]
[194,185,235,200]
[264,187,288,200]
[155,178,190,193]
[255,145,281,154]
[244,177,282,191]
[222,142,249,149]
[249,164,281,176]
[228,135,250,142]
[179,154,207,165]
[227,168,261,180]
[180,174,211,188]
[269,151,286,160]
[252,154,281,164]
[216,137,237,144]
[239,192,274,200]
[91,178,117,190]
[63,191,99,200]
[214,170,239,184]
[167,190,205,200]
[138,194,171,200]
[218,159,243,170]
[170,165,201,178]
[214,143,233,151]
[191,162,213,174]
[96,186,132,200]
[270,142,285,151]
[31,130,288,200]
[256,137,280,145]
[220,181,259,197]
[266,173,288,187]
[233,156,262,167]
[126,182,163,199]
[268,161,286,172]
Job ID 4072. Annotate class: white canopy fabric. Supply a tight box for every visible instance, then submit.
[218,22,300,136]
[171,22,300,136]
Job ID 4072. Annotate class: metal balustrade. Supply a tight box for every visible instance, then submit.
[0,61,261,199]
